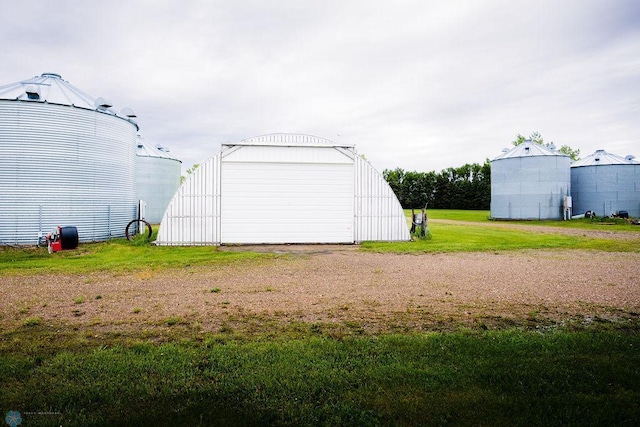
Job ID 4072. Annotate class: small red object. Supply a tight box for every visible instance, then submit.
[46,226,78,253]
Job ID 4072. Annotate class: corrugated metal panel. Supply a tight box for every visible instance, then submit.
[222,144,352,164]
[221,146,354,243]
[571,163,640,217]
[156,153,222,245]
[0,101,137,245]
[237,133,354,148]
[354,155,411,242]
[491,154,571,220]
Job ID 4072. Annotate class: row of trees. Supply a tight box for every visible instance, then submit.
[383,132,580,210]
[383,160,491,210]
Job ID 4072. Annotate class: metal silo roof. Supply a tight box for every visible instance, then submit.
[492,140,568,160]
[0,72,138,127]
[571,149,639,167]
[136,136,181,161]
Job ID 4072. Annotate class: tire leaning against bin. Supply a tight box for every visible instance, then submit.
[125,219,152,241]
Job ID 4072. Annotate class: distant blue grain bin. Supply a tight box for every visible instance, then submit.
[571,149,640,218]
[136,136,182,224]
[0,73,139,245]
[491,141,571,220]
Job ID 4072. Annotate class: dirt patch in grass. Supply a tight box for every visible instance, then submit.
[2,246,638,335]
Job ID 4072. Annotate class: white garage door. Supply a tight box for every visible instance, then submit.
[221,148,354,244]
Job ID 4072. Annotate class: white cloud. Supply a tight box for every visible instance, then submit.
[1,0,638,174]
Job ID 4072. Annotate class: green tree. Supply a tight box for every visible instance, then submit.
[180,163,200,184]
[512,132,580,161]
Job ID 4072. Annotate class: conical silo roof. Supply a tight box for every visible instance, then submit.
[136,136,181,161]
[492,140,568,160]
[0,72,137,125]
[571,149,638,167]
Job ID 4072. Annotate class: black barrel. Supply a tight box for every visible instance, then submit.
[59,226,79,250]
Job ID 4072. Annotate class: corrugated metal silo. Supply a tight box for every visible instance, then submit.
[156,133,410,245]
[0,73,139,245]
[571,149,640,217]
[136,136,182,224]
[491,141,571,220]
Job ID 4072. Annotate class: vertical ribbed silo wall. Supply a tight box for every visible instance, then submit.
[491,155,571,220]
[571,165,640,217]
[0,101,137,245]
[136,156,182,224]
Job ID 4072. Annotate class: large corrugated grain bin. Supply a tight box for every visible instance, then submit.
[0,73,138,245]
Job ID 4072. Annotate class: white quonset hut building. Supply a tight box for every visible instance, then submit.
[0,73,139,245]
[490,141,572,220]
[571,149,640,218]
[136,136,182,224]
[156,134,410,245]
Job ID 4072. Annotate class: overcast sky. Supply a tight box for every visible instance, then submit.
[2,1,639,174]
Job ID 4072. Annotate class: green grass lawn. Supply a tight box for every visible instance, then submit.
[1,328,639,426]
[416,208,491,222]
[2,210,638,275]
[363,220,640,253]
[421,208,640,230]
[0,238,272,275]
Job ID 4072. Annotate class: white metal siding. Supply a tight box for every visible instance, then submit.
[221,162,354,243]
[0,101,137,245]
[221,145,353,244]
[353,155,410,242]
[156,153,222,245]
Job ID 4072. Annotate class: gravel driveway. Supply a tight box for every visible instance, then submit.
[3,221,638,334]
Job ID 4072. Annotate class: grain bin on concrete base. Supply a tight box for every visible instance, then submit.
[136,136,182,224]
[571,149,640,218]
[0,73,139,245]
[156,133,410,245]
[491,140,571,220]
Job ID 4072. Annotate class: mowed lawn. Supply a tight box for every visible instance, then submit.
[1,211,639,426]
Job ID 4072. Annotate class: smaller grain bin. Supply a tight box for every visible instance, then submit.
[136,136,182,224]
[571,149,640,218]
[491,141,571,220]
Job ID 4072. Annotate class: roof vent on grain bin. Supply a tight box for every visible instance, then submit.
[24,84,40,100]
[94,97,113,109]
